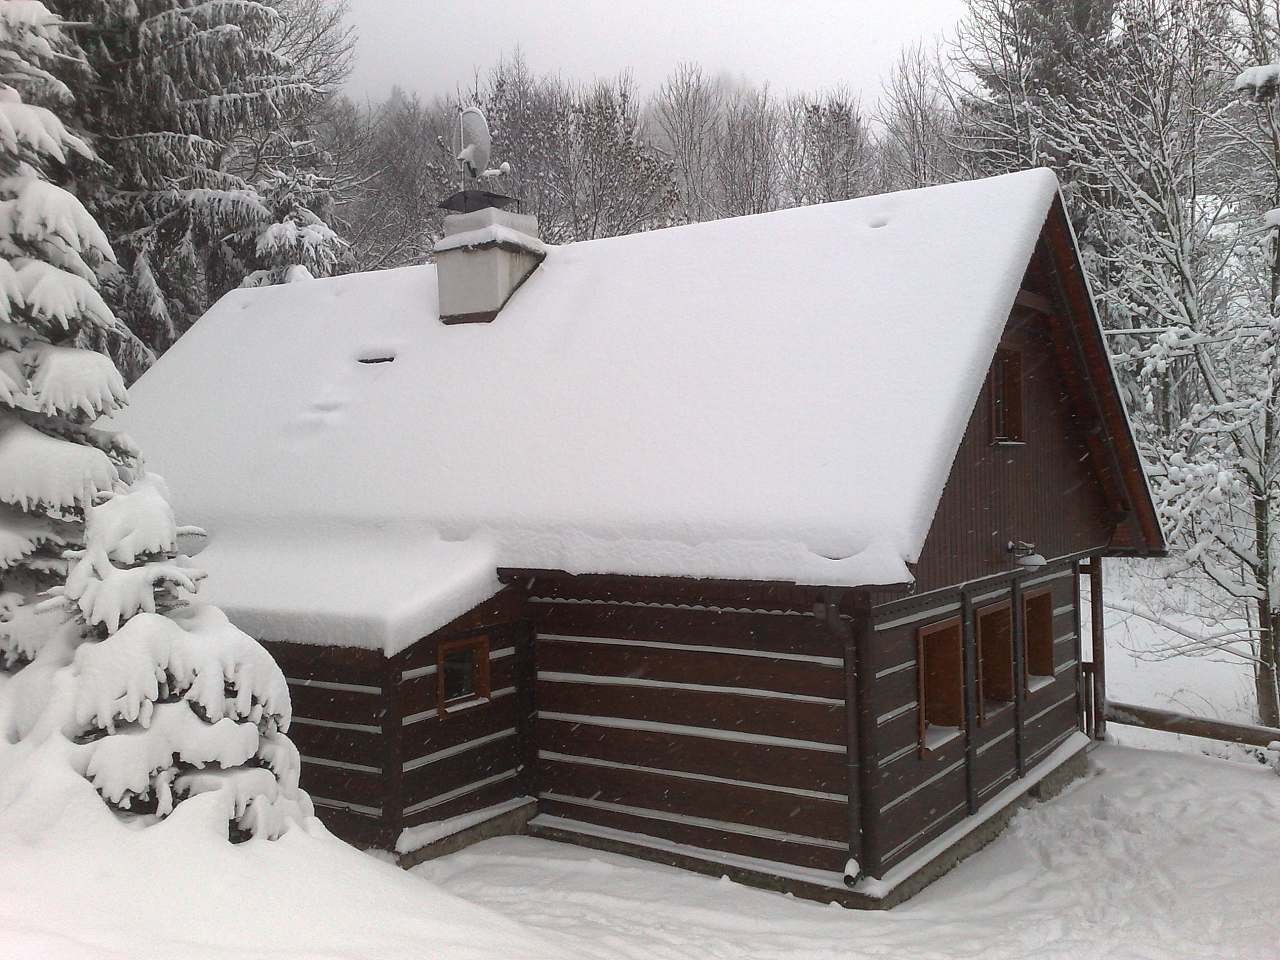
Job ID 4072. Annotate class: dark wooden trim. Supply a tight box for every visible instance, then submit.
[1072,559,1086,734]
[1042,200,1164,554]
[381,656,404,847]
[850,592,879,878]
[1010,578,1027,777]
[1089,557,1106,740]
[1105,701,1280,747]
[960,590,979,815]
[514,617,538,799]
[440,309,500,324]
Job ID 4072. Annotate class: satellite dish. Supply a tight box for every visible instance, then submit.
[456,106,492,181]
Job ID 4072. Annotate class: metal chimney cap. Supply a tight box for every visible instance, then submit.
[440,190,519,214]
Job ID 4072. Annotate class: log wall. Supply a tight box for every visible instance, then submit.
[527,578,851,875]
[264,587,532,847]
[866,560,1084,871]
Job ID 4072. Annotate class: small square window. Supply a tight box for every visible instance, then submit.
[990,348,1023,443]
[437,635,490,715]
[1023,590,1055,684]
[918,618,963,753]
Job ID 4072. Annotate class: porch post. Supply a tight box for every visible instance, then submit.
[1089,556,1107,740]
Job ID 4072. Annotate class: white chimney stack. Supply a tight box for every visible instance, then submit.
[433,206,545,324]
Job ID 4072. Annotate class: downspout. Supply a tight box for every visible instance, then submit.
[818,589,879,885]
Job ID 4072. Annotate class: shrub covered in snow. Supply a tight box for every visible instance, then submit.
[0,3,311,842]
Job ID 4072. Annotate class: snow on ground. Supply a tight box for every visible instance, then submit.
[1089,563,1266,760]
[417,746,1280,960]
[0,670,569,960]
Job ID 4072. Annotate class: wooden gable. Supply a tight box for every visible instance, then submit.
[912,200,1163,593]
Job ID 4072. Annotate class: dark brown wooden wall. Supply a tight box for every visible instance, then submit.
[264,587,533,847]
[527,576,851,874]
[913,297,1114,593]
[866,561,1084,872]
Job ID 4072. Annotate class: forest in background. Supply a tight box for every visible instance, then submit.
[30,0,1280,729]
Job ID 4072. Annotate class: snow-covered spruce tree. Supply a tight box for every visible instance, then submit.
[0,4,312,840]
[0,0,131,669]
[46,0,327,354]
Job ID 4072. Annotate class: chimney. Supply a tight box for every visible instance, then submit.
[433,195,545,325]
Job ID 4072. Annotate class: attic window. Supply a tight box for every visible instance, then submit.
[437,635,490,716]
[990,348,1023,443]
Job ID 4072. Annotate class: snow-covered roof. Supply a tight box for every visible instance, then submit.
[120,169,1065,653]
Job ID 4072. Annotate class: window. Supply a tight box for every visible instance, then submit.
[990,348,1024,443]
[1023,590,1055,685]
[976,602,1014,721]
[918,618,963,752]
[437,635,490,716]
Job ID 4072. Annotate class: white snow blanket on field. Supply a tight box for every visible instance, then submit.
[119,170,1061,652]
[415,746,1280,960]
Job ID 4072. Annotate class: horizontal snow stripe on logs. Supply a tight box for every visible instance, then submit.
[399,693,519,755]
[537,718,847,794]
[874,658,917,680]
[287,683,387,725]
[1020,568,1074,588]
[537,633,841,667]
[531,603,837,659]
[297,761,386,806]
[538,756,849,843]
[1055,658,1078,675]
[538,671,842,705]
[874,667,920,715]
[873,706,921,761]
[536,680,846,746]
[399,777,525,829]
[874,764,968,862]
[402,728,518,772]
[535,640,844,699]
[1053,603,1075,618]
[402,689,518,729]
[261,641,384,684]
[1055,631,1077,646]
[878,801,969,870]
[536,796,849,873]
[285,678,382,694]
[875,728,965,799]
[286,721,384,765]
[537,710,845,753]
[879,759,966,814]
[536,751,848,803]
[311,796,382,817]
[401,735,520,802]
[873,602,962,633]
[1024,694,1079,757]
[875,701,917,726]
[972,733,1018,797]
[402,769,518,817]
[308,802,385,846]
[301,754,381,774]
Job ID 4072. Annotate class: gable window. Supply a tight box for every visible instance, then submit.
[918,618,964,753]
[1023,590,1055,688]
[990,348,1024,443]
[437,635,490,716]
[976,601,1014,721]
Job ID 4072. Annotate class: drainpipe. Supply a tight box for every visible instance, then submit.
[818,589,879,885]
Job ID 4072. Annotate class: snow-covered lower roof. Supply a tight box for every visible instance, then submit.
[120,169,1063,653]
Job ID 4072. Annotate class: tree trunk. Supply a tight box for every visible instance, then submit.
[1257,600,1280,728]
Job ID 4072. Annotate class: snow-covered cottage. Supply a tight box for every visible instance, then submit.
[118,168,1164,907]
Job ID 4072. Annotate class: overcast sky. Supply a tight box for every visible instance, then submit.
[344,0,968,105]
